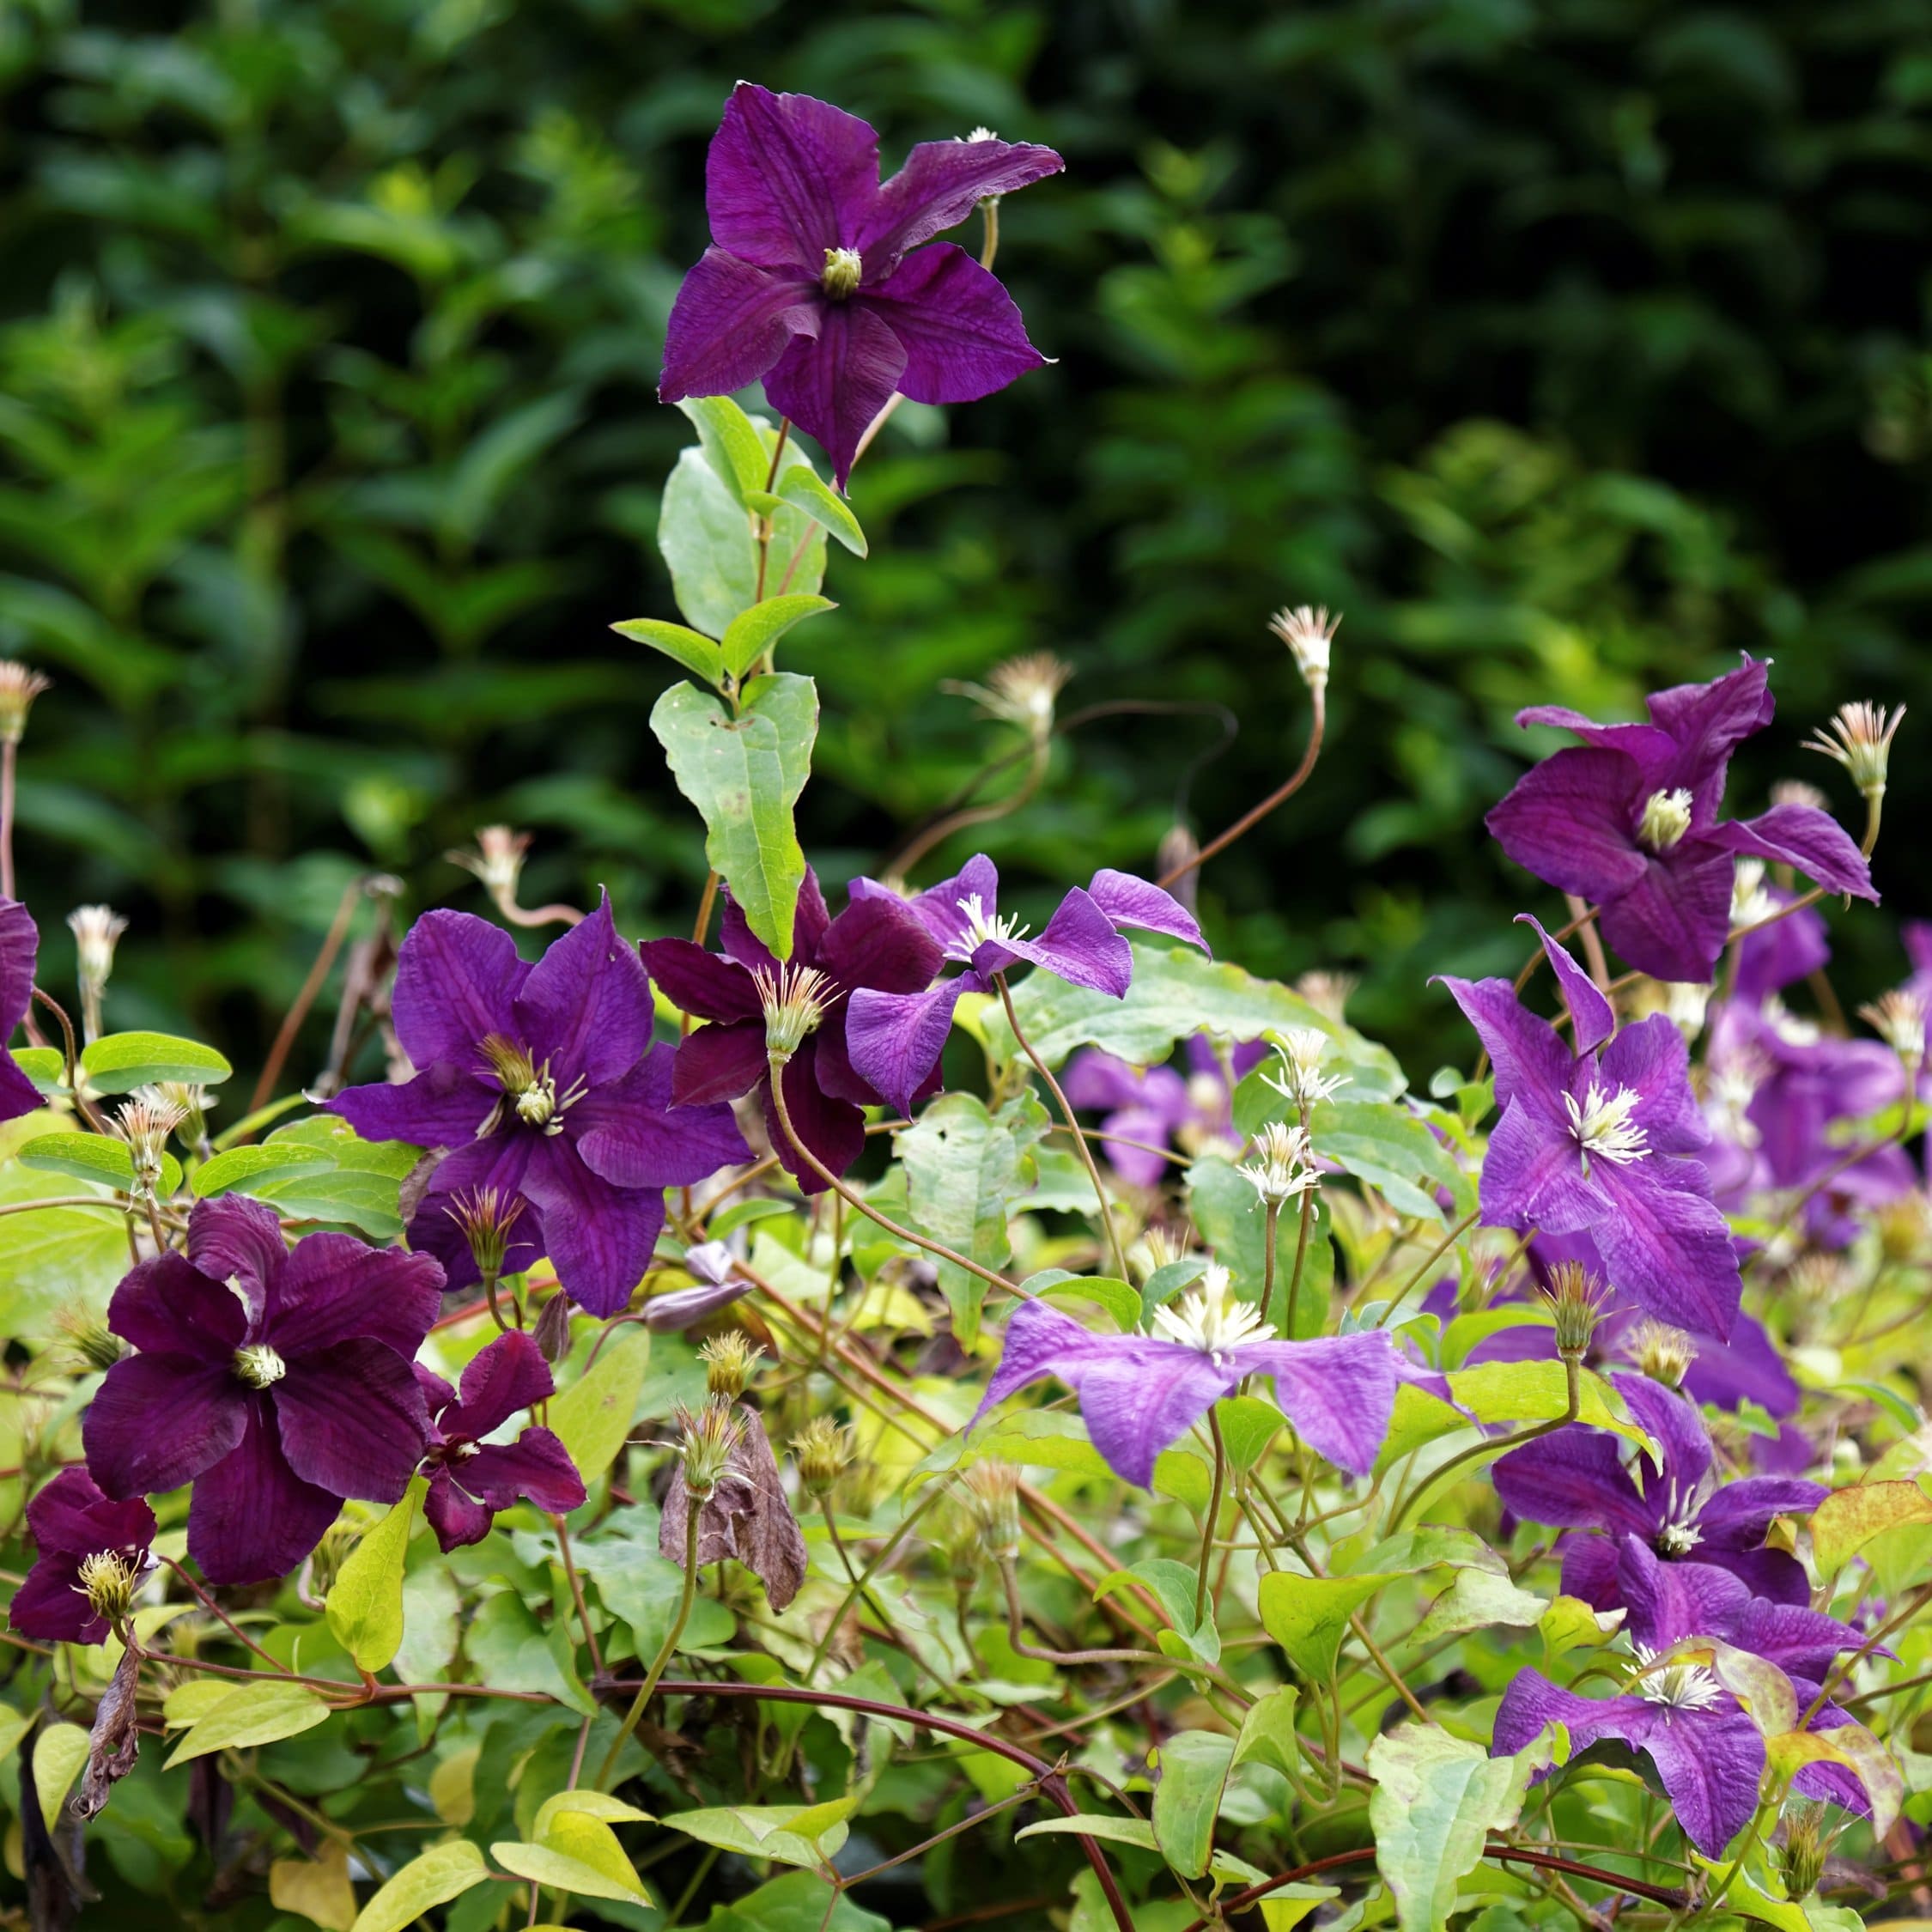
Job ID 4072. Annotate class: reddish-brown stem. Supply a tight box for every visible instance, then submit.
[1160,691,1324,885]
[251,874,365,1110]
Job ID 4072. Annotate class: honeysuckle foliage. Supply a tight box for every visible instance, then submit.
[1,82,1929,1932]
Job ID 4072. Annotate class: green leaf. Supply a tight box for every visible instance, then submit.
[774,465,866,554]
[1410,1565,1549,1646]
[1217,1395,1285,1471]
[1188,1154,1331,1336]
[547,1327,650,1484]
[702,1870,890,1932]
[1256,1570,1395,1681]
[720,592,835,679]
[908,1407,1113,1490]
[190,1140,336,1200]
[163,1678,332,1767]
[662,1799,855,1869]
[491,1828,651,1905]
[349,1840,489,1932]
[677,395,771,506]
[31,1723,91,1830]
[10,1047,64,1091]
[252,1116,420,1238]
[1303,1098,1471,1225]
[1366,1725,1551,1932]
[0,1150,131,1333]
[894,1092,1045,1347]
[652,671,817,960]
[465,1593,596,1715]
[1017,1814,1159,1853]
[80,1030,233,1092]
[657,441,826,640]
[530,1790,653,1840]
[1230,1686,1303,1780]
[611,617,725,690]
[16,1130,181,1196]
[1448,1359,1640,1443]
[325,1479,422,1673]
[1151,1730,1235,1879]
[1809,1479,1932,1581]
[1094,1557,1219,1665]
[1036,1272,1139,1333]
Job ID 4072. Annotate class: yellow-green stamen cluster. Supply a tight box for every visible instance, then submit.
[700,1331,763,1400]
[790,1416,854,1498]
[753,963,837,1063]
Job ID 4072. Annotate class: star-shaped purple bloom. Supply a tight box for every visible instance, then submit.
[659,84,1063,486]
[331,895,750,1317]
[9,1469,156,1645]
[1439,915,1744,1339]
[643,870,944,1194]
[415,1330,586,1552]
[82,1196,444,1585]
[1493,1370,1825,1609]
[1063,1036,1268,1188]
[1486,658,1874,983]
[971,1280,1399,1488]
[1,896,41,1125]
[845,855,1206,1117]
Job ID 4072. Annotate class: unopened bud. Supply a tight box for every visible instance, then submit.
[1876,1193,1931,1266]
[449,824,532,909]
[754,963,837,1063]
[54,1307,125,1374]
[963,1462,1021,1562]
[297,1517,361,1609]
[1542,1261,1607,1362]
[1785,1254,1849,1305]
[928,1493,980,1589]
[1267,605,1338,696]
[790,1416,854,1499]
[1293,971,1358,1024]
[1806,701,1904,801]
[76,1549,143,1628]
[1131,1226,1188,1283]
[699,1331,762,1400]
[1778,1800,1830,1900]
[675,1395,746,1500]
[1625,1317,1698,1388]
[532,1291,573,1364]
[0,661,52,745]
[1859,987,1928,1068]
[444,1185,526,1282]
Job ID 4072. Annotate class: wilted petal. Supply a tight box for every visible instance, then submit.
[1492,1429,1656,1540]
[107,1251,246,1364]
[573,1043,751,1188]
[1595,848,1735,986]
[1436,976,1572,1119]
[705,82,880,275]
[1012,887,1133,995]
[270,1234,443,1358]
[639,939,760,1023]
[272,1339,430,1504]
[762,1047,866,1193]
[845,983,962,1117]
[668,1018,769,1107]
[1238,1332,1398,1477]
[1711,804,1876,901]
[189,1398,343,1586]
[1514,915,1613,1054]
[329,1062,494,1152]
[442,1329,553,1440]
[661,1406,805,1609]
[522,1133,665,1317]
[762,301,908,489]
[660,246,821,401]
[185,1194,289,1327]
[860,136,1063,267]
[1485,749,1648,902]
[1087,870,1206,951]
[461,1426,586,1517]
[1642,1710,1765,1857]
[819,893,945,993]
[860,243,1044,405]
[1592,1163,1741,1340]
[423,1467,495,1553]
[514,891,653,1095]
[84,1353,248,1499]
[75,1645,142,1820]
[390,910,526,1073]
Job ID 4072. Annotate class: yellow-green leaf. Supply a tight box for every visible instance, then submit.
[1810,1479,1932,1581]
[547,1327,650,1484]
[164,1678,331,1767]
[349,1840,489,1932]
[325,1479,423,1673]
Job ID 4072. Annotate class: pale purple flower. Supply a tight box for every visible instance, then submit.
[1487,658,1874,983]
[1438,915,1743,1339]
[1062,1036,1268,1187]
[846,854,1206,1116]
[1,896,40,1125]
[659,84,1062,485]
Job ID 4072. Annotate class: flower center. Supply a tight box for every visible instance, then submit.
[75,1548,143,1624]
[752,963,840,1061]
[1636,787,1694,852]
[1631,1643,1722,1711]
[1150,1263,1267,1359]
[1656,1518,1704,1557]
[1564,1081,1649,1167]
[233,1343,287,1388]
[477,1035,584,1137]
[821,247,863,299]
[951,891,1030,960]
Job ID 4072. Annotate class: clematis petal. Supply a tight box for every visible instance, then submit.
[1485,749,1648,902]
[1731,1596,1869,1680]
[859,243,1045,405]
[0,1049,38,1121]
[1610,1372,1715,1496]
[639,939,760,1023]
[818,893,945,994]
[970,1301,1108,1421]
[406,1133,538,1295]
[1478,1098,1602,1232]
[422,1467,495,1553]
[1613,1537,1750,1649]
[272,1338,431,1504]
[440,1328,554,1440]
[667,1017,769,1107]
[860,136,1063,269]
[269,1235,444,1359]
[185,1194,288,1327]
[908,854,999,948]
[1086,869,1207,951]
[1554,1530,1620,1609]
[1693,1477,1827,1552]
[189,1398,343,1586]
[762,1046,866,1194]
[107,1250,247,1363]
[705,82,880,276]
[1492,1667,1656,1766]
[522,1133,666,1318]
[1599,1013,1710,1155]
[1492,1428,1656,1540]
[84,1353,248,1498]
[1704,1545,1814,1607]
[1681,1310,1800,1419]
[1643,656,1775,805]
[1710,803,1876,901]
[762,301,907,489]
[1590,1162,1742,1341]
[1435,976,1572,1120]
[1093,1104,1182,1189]
[27,1468,153,1558]
[1237,1332,1399,1477]
[390,909,526,1074]
[1514,915,1613,1054]
[329,1062,494,1152]
[514,891,651,1092]
[9,1552,97,1643]
[845,983,962,1117]
[0,895,36,1037]
[573,1043,751,1188]
[659,246,821,401]
[1071,1347,1240,1488]
[1735,889,1829,1002]
[1594,848,1735,987]
[1062,1050,1158,1114]
[1009,887,1133,995]
[459,1427,586,1516]
[1643,1711,1766,1858]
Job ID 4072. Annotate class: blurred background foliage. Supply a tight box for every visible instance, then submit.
[1,0,1929,1080]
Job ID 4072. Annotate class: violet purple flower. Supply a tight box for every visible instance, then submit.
[845,854,1206,1116]
[1492,1369,1824,1608]
[415,1330,586,1552]
[659,83,1063,486]
[643,871,943,1194]
[1,896,41,1125]
[9,1468,155,1645]
[1062,1036,1268,1187]
[1439,915,1743,1339]
[972,1267,1398,1487]
[1486,658,1874,984]
[331,895,749,1316]
[82,1196,444,1585]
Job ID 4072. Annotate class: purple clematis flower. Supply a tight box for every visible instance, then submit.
[1,896,41,1124]
[643,871,943,1194]
[972,1266,1398,1487]
[846,854,1206,1117]
[1063,1036,1268,1188]
[1486,658,1874,984]
[1494,1536,1873,1856]
[415,1330,585,1552]
[9,1469,155,1644]
[82,1196,444,1585]
[1493,1370,1825,1608]
[331,896,749,1316]
[1439,915,1743,1339]
[659,83,1062,485]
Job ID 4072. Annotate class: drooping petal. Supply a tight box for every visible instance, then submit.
[441,1329,554,1441]
[271,1338,431,1504]
[668,1018,769,1106]
[269,1235,444,1359]
[659,246,821,402]
[422,1467,495,1552]
[188,1398,343,1586]
[818,892,945,994]
[762,1046,866,1193]
[572,1043,751,1189]
[1643,656,1775,805]
[1599,1013,1710,1156]
[1611,1373,1714,1498]
[1237,1332,1400,1477]
[859,243,1045,405]
[1492,1429,1656,1540]
[1485,748,1649,902]
[1642,1711,1766,1857]
[9,1552,96,1643]
[106,1250,247,1364]
[521,1133,665,1317]
[460,1426,585,1516]
[705,82,881,276]
[638,939,760,1023]
[184,1194,289,1328]
[1071,1346,1240,1488]
[328,1062,495,1152]
[1591,1162,1742,1340]
[515,892,653,1092]
[389,909,526,1073]
[860,136,1063,269]
[844,983,963,1117]
[1514,915,1613,1054]
[1435,975,1572,1121]
[762,300,908,489]
[1010,887,1133,995]
[1710,804,1876,901]
[1086,869,1207,951]
[1594,848,1735,986]
[83,1353,249,1498]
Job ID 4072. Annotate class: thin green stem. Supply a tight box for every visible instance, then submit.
[1375,1209,1480,1327]
[1196,1408,1228,1626]
[597,1492,702,1789]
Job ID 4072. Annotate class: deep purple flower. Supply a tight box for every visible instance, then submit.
[643,871,943,1194]
[9,1469,155,1644]
[1440,917,1743,1338]
[1063,1036,1268,1188]
[846,854,1206,1116]
[331,896,749,1316]
[415,1331,585,1552]
[659,84,1062,486]
[1493,1370,1824,1608]
[1486,659,1874,983]
[973,1268,1398,1487]
[82,1196,443,1585]
[1,896,40,1124]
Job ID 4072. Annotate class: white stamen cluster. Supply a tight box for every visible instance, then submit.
[1630,1642,1722,1712]
[1704,1048,1767,1149]
[110,1097,186,1194]
[233,1342,288,1389]
[1262,1028,1349,1110]
[1805,701,1904,800]
[68,904,128,993]
[1150,1261,1266,1358]
[963,126,999,143]
[1859,987,1929,1066]
[1761,997,1820,1048]
[1637,787,1695,853]
[0,660,52,745]
[753,963,838,1062]
[1267,605,1339,696]
[1238,1121,1320,1208]
[1729,857,1777,932]
[449,824,532,906]
[1662,982,1712,1040]
[944,652,1072,739]
[821,246,863,299]
[1564,1081,1649,1167]
[952,891,1030,961]
[1625,1317,1698,1388]
[1294,970,1358,1024]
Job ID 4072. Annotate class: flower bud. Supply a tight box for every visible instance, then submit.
[1876,1192,1931,1266]
[963,1462,1021,1563]
[1542,1261,1607,1363]
[448,824,532,911]
[0,661,52,746]
[532,1291,573,1364]
[1778,1801,1830,1900]
[68,905,127,999]
[790,1416,854,1499]
[944,651,1072,742]
[1785,1254,1849,1306]
[443,1185,526,1282]
[76,1549,143,1629]
[297,1517,360,1609]
[1293,971,1358,1025]
[1805,701,1903,801]
[136,1081,214,1151]
[699,1330,762,1400]
[1625,1317,1698,1388]
[1267,605,1338,696]
[645,1273,750,1333]
[928,1493,980,1590]
[753,963,837,1064]
[675,1395,747,1501]
[1130,1226,1189,1282]
[54,1306,126,1374]
[1858,987,1928,1070]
